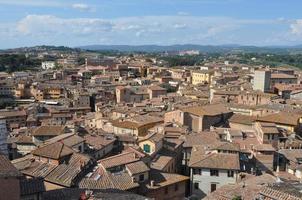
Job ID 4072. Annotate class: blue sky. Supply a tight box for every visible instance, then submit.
[1,0,302,48]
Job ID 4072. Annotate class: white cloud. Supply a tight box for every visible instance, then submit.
[16,15,113,36]
[72,3,94,12]
[174,23,187,29]
[291,19,302,36]
[0,0,64,7]
[0,14,294,48]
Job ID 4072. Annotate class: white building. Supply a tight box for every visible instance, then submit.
[189,143,241,199]
[0,120,8,155]
[253,69,271,92]
[41,61,56,70]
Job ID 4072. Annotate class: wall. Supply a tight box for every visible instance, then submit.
[164,110,183,125]
[0,178,20,200]
[191,168,238,198]
[145,181,187,200]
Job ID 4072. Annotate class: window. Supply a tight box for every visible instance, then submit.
[143,144,151,153]
[211,183,217,192]
[227,170,234,177]
[165,187,168,194]
[210,169,219,176]
[194,182,199,190]
[139,174,144,182]
[175,183,178,191]
[193,169,202,175]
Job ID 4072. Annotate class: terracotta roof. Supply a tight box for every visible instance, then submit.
[257,122,279,134]
[111,120,140,129]
[213,142,240,152]
[0,154,21,178]
[45,153,91,187]
[181,104,231,116]
[256,112,301,126]
[260,183,302,200]
[99,152,140,169]
[32,126,65,136]
[148,85,167,91]
[61,135,85,147]
[183,132,220,148]
[205,173,277,200]
[16,135,34,144]
[228,114,256,125]
[84,134,116,151]
[32,142,74,160]
[0,110,26,118]
[138,132,164,144]
[146,170,189,189]
[126,161,150,176]
[271,73,297,79]
[189,151,240,170]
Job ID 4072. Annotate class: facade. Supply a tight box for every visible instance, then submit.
[270,73,298,89]
[253,70,271,92]
[41,61,56,70]
[165,104,232,132]
[189,146,240,199]
[191,70,214,85]
[237,91,276,106]
[0,120,8,155]
[0,154,21,200]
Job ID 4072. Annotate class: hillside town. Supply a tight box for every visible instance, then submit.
[0,49,302,200]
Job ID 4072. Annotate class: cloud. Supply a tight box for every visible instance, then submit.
[177,11,190,16]
[290,19,302,36]
[16,15,113,36]
[0,14,295,48]
[0,0,64,7]
[174,23,187,29]
[72,3,95,12]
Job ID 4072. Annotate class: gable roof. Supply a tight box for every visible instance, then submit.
[32,142,74,160]
[126,161,150,175]
[33,126,65,136]
[181,104,231,116]
[99,152,140,169]
[189,151,240,170]
[0,154,21,178]
[256,112,301,126]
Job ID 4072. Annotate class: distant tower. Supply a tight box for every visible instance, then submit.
[0,120,8,156]
[253,70,271,92]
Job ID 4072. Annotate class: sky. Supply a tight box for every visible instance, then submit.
[1,0,302,48]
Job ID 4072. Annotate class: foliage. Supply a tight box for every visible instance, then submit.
[0,54,41,72]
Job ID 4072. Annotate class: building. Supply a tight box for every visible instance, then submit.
[191,70,214,85]
[12,142,93,190]
[0,110,27,130]
[32,125,66,144]
[254,122,279,146]
[237,91,277,106]
[164,104,232,132]
[270,73,298,89]
[0,120,8,155]
[0,154,22,200]
[253,70,271,92]
[189,143,241,199]
[256,112,302,133]
[138,133,164,157]
[41,61,56,70]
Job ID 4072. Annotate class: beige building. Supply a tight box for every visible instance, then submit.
[191,70,214,85]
